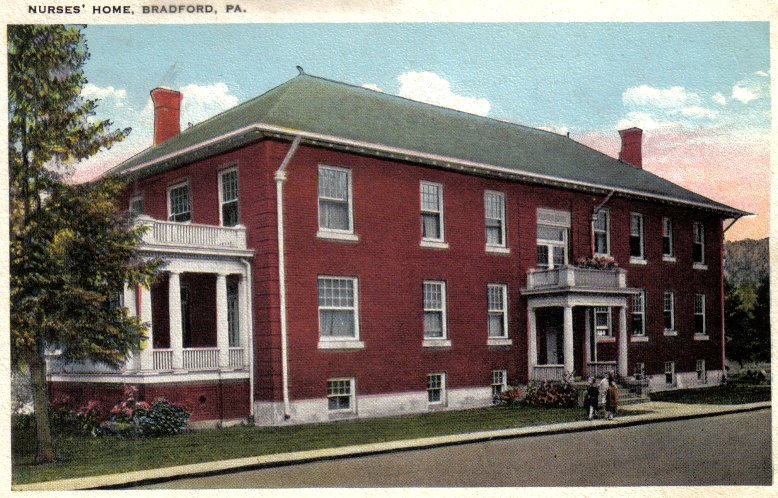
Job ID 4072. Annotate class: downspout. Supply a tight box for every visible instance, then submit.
[590,190,615,257]
[275,136,302,420]
[241,258,255,420]
[720,214,743,375]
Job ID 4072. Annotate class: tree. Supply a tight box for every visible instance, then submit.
[750,275,771,363]
[725,275,771,367]
[9,25,159,463]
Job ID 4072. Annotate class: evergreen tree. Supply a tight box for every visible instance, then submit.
[9,25,159,463]
[751,275,771,363]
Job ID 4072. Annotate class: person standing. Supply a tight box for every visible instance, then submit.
[585,377,599,420]
[605,378,618,420]
[597,374,609,417]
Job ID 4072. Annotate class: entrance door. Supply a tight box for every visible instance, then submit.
[537,308,564,365]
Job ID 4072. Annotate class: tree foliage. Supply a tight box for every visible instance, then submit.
[725,276,770,366]
[9,24,159,463]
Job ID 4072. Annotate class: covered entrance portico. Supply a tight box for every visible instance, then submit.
[523,266,639,381]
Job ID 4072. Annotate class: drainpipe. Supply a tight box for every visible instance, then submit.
[275,136,302,420]
[241,258,255,421]
[720,214,743,375]
[590,190,615,257]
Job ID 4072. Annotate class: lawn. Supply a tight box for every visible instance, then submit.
[649,383,771,405]
[13,405,582,485]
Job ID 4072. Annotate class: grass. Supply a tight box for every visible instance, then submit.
[649,383,771,405]
[12,404,582,485]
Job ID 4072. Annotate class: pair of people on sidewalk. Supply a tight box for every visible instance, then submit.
[584,373,618,420]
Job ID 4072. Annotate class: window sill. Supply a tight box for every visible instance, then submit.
[663,330,678,337]
[629,257,648,265]
[693,263,708,270]
[316,230,360,243]
[693,334,710,341]
[428,402,448,410]
[662,256,676,263]
[630,336,649,343]
[328,410,357,420]
[318,340,365,350]
[485,246,511,255]
[594,253,611,258]
[420,240,449,250]
[422,339,452,348]
[487,337,513,346]
[596,336,616,343]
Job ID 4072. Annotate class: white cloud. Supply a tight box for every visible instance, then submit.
[731,84,759,104]
[179,82,239,125]
[622,85,700,109]
[396,71,490,116]
[678,106,719,119]
[712,92,727,106]
[755,70,769,77]
[616,111,675,132]
[361,83,383,92]
[537,125,569,136]
[81,83,127,106]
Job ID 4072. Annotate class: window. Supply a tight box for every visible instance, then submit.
[427,373,446,404]
[631,290,646,336]
[484,191,506,248]
[129,195,144,216]
[664,292,675,332]
[487,284,508,338]
[630,213,644,260]
[420,182,444,242]
[327,379,354,411]
[492,370,508,398]
[665,361,675,386]
[318,166,353,233]
[634,362,646,378]
[662,217,674,258]
[318,277,359,340]
[594,307,612,337]
[168,182,191,222]
[227,278,240,347]
[696,359,707,383]
[423,281,447,339]
[219,167,240,227]
[593,209,610,256]
[695,294,706,335]
[693,222,705,265]
[536,208,570,269]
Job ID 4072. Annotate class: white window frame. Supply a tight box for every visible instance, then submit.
[427,373,447,406]
[420,181,447,247]
[491,369,508,398]
[662,217,675,261]
[484,191,508,252]
[167,181,192,223]
[694,294,706,336]
[696,359,707,383]
[630,212,645,263]
[317,276,363,349]
[594,306,613,339]
[317,165,356,240]
[693,222,706,268]
[218,166,240,227]
[634,362,646,378]
[593,209,610,256]
[631,290,646,337]
[486,284,508,339]
[129,195,144,216]
[665,361,675,386]
[664,291,676,335]
[536,208,571,270]
[327,378,355,412]
[423,281,450,346]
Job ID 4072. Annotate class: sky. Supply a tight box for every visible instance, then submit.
[72,23,771,241]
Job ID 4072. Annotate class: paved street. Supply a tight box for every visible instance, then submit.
[138,409,771,488]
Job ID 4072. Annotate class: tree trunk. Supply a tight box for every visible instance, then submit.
[29,353,56,463]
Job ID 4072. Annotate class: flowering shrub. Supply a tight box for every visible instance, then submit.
[97,387,190,438]
[47,395,107,435]
[576,256,618,270]
[495,387,526,407]
[523,380,579,408]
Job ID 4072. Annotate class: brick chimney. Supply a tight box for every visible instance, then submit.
[618,127,643,169]
[150,87,183,146]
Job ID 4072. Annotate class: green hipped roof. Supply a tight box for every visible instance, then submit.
[109,73,746,217]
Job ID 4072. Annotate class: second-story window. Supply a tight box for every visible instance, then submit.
[593,209,610,256]
[219,168,240,227]
[630,213,644,260]
[421,182,444,241]
[168,182,191,222]
[662,217,674,258]
[693,222,705,265]
[129,195,144,216]
[318,166,353,233]
[484,191,506,248]
[536,208,570,270]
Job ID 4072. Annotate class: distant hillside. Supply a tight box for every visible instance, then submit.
[725,238,769,286]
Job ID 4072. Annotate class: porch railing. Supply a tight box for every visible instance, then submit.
[183,347,219,370]
[153,349,173,371]
[532,365,565,382]
[588,361,617,378]
[229,347,245,368]
[526,266,626,291]
[136,216,247,250]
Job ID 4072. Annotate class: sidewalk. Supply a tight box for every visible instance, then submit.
[13,400,770,491]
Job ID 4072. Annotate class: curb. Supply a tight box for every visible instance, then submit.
[13,401,771,491]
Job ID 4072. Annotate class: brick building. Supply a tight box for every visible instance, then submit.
[49,73,747,425]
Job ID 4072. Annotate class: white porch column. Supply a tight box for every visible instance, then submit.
[583,308,591,377]
[123,284,138,372]
[528,308,538,380]
[563,305,574,376]
[618,305,628,377]
[138,284,154,372]
[216,272,230,369]
[169,271,184,371]
[239,274,249,365]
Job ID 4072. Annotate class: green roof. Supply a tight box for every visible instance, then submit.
[109,73,746,217]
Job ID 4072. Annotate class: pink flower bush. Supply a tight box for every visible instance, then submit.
[576,256,618,269]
